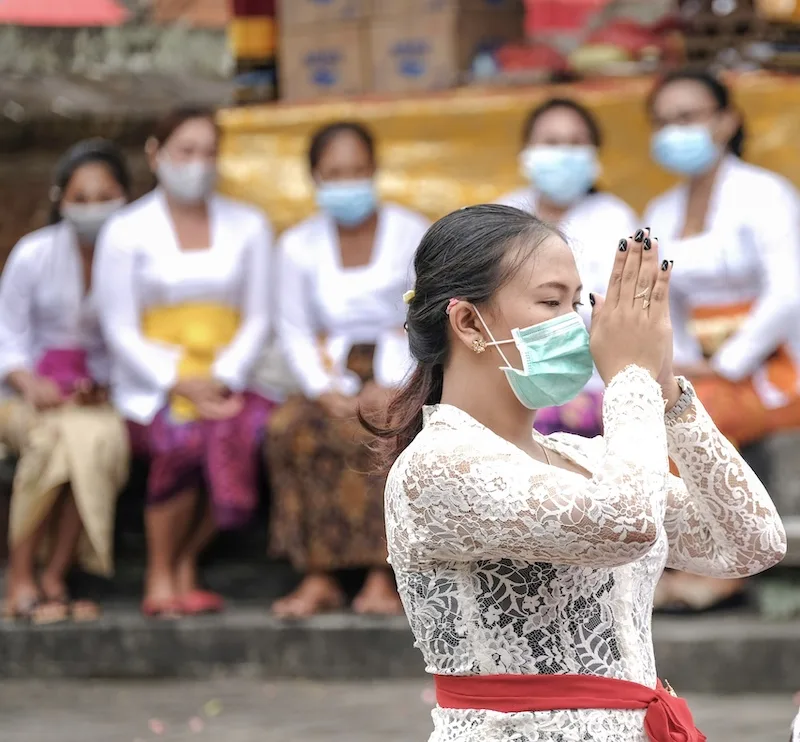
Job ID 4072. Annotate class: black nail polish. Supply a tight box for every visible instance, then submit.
[661,260,669,271]
[645,227,651,233]
[634,229,645,242]
[669,260,674,266]
[589,293,595,306]
[618,239,627,251]
[644,238,652,250]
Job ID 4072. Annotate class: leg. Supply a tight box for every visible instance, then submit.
[352,568,403,616]
[5,501,56,618]
[174,501,224,614]
[143,487,197,614]
[40,488,101,622]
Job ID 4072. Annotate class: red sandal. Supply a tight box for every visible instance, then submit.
[179,590,224,615]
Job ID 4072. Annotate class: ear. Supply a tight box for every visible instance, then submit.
[718,108,741,149]
[144,137,159,172]
[448,301,485,352]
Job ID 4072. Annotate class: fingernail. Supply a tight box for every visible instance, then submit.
[644,237,652,250]
[634,229,645,242]
[661,260,669,271]
[618,239,627,251]
[645,226,651,232]
[589,293,595,306]
[669,260,674,266]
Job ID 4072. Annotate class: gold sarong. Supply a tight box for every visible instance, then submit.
[0,400,129,576]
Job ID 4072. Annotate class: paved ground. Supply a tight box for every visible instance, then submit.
[0,679,794,741]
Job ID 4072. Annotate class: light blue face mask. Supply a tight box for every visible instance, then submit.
[316,179,377,227]
[519,145,599,207]
[475,309,594,410]
[651,124,720,177]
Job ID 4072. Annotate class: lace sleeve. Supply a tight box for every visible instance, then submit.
[387,365,670,569]
[663,378,787,576]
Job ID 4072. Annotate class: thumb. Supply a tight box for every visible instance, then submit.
[589,292,605,322]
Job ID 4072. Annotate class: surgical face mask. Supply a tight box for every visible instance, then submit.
[157,158,217,204]
[316,179,377,227]
[519,145,599,207]
[651,124,720,177]
[475,308,594,410]
[61,198,125,245]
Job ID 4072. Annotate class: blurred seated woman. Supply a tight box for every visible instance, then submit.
[645,68,800,612]
[94,107,275,617]
[0,140,131,622]
[497,98,637,438]
[267,121,430,618]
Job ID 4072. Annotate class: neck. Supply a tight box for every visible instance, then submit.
[440,361,536,450]
[337,210,378,235]
[687,157,724,204]
[535,196,568,225]
[164,192,208,217]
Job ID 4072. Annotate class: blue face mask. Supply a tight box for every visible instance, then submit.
[316,179,377,227]
[475,309,594,410]
[651,124,720,177]
[519,145,599,207]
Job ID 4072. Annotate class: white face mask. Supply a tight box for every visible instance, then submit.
[156,157,217,204]
[61,198,126,244]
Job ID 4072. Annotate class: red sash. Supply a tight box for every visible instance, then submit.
[434,673,706,742]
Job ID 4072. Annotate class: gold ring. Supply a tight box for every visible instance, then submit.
[643,299,651,310]
[634,287,651,301]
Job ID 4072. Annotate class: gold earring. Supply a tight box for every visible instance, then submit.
[472,337,486,354]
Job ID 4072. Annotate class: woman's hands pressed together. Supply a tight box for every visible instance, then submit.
[590,228,681,408]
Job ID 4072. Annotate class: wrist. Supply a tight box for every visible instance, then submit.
[661,377,682,411]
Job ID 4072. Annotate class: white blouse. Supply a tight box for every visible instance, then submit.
[277,203,430,399]
[644,156,800,406]
[0,222,109,398]
[94,190,273,424]
[386,365,785,741]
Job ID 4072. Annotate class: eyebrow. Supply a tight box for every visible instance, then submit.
[536,281,583,293]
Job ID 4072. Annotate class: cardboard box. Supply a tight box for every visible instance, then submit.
[372,0,522,18]
[280,22,369,101]
[153,0,229,27]
[280,0,371,26]
[370,7,522,93]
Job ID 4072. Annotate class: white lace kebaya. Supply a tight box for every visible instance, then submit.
[385,365,786,742]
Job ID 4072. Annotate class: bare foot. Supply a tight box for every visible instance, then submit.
[271,573,345,619]
[352,569,403,616]
[144,566,178,605]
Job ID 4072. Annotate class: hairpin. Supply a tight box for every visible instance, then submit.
[402,289,416,304]
[445,298,460,315]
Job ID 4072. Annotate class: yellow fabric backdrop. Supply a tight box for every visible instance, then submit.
[218,74,800,234]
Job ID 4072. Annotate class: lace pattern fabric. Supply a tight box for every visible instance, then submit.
[385,366,786,742]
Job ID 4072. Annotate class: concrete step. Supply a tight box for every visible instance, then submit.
[1,607,799,693]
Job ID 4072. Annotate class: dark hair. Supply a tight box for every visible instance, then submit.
[361,204,564,469]
[150,105,218,148]
[308,121,376,172]
[521,97,602,148]
[648,68,745,158]
[49,138,132,225]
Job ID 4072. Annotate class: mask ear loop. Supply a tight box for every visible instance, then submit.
[472,305,516,369]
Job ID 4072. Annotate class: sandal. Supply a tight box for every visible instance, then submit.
[31,597,71,625]
[141,596,183,619]
[4,593,44,622]
[179,590,224,616]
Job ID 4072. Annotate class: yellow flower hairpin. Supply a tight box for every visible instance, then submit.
[402,289,416,305]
